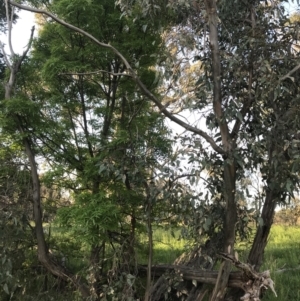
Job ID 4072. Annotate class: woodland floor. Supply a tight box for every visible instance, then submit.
[145,225,300,301]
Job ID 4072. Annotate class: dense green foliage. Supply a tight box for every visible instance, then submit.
[1,0,300,300]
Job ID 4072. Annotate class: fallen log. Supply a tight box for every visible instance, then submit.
[140,265,247,289]
[139,253,277,301]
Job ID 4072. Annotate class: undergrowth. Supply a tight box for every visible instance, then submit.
[149,225,300,301]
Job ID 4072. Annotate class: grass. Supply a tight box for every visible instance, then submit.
[152,227,188,264]
[261,225,300,301]
[137,226,188,264]
[149,225,300,301]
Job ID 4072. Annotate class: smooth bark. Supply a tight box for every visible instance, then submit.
[204,1,238,299]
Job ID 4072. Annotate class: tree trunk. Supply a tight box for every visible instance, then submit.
[144,187,153,301]
[210,161,237,301]
[3,29,90,298]
[248,139,282,271]
[248,190,277,270]
[23,137,90,298]
[204,0,238,298]
[90,243,104,299]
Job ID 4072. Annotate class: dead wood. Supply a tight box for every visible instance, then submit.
[219,253,277,301]
[140,265,247,288]
[148,235,225,300]
[139,252,277,301]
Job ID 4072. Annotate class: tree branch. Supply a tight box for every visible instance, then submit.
[0,41,12,69]
[5,0,15,56]
[204,0,230,152]
[278,62,300,83]
[20,25,35,62]
[231,6,256,141]
[59,70,131,77]
[8,0,225,155]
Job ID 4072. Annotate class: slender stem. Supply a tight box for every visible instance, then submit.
[204,0,230,152]
[5,0,15,56]
[0,41,12,69]
[143,181,153,301]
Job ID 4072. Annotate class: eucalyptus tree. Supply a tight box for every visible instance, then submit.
[153,1,300,299]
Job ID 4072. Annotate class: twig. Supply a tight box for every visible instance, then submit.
[17,26,35,68]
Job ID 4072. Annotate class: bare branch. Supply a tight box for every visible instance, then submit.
[0,41,12,69]
[168,173,196,186]
[5,0,15,56]
[3,25,35,99]
[8,0,225,155]
[1,1,35,71]
[204,0,231,152]
[20,26,35,60]
[59,70,131,77]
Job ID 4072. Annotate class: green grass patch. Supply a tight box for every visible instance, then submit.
[152,227,188,264]
[137,226,188,265]
[261,225,300,301]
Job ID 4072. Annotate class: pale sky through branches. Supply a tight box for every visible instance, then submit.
[0,10,35,54]
[0,1,299,202]
[2,1,297,139]
[285,0,299,14]
[0,1,298,139]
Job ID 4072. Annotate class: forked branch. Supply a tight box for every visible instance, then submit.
[8,0,225,155]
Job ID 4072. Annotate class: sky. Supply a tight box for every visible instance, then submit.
[285,0,299,14]
[0,10,35,55]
